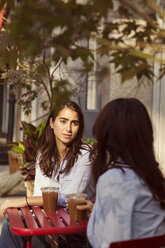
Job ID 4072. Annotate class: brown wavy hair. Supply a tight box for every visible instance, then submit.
[92,98,165,207]
[37,101,86,178]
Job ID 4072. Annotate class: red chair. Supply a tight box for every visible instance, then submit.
[110,234,165,248]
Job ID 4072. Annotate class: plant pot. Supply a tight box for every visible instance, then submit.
[8,151,19,174]
[24,180,34,196]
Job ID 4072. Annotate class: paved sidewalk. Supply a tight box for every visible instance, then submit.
[0,165,26,233]
[0,166,46,247]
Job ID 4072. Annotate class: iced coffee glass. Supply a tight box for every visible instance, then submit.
[41,187,59,212]
[66,193,87,221]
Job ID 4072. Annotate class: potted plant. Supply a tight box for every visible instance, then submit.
[11,120,45,195]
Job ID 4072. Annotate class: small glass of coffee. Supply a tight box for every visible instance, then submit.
[66,193,87,221]
[41,187,59,212]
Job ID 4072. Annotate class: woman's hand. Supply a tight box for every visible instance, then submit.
[0,198,26,218]
[77,200,94,218]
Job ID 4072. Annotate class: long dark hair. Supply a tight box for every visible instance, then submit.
[92,98,165,205]
[37,101,85,178]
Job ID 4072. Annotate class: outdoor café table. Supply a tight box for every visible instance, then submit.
[6,206,88,248]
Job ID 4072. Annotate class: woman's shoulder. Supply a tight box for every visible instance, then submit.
[98,168,124,185]
[98,166,140,192]
[79,143,92,155]
[74,144,92,165]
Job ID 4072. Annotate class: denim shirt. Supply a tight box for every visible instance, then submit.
[87,164,165,248]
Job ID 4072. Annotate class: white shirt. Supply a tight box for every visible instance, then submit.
[33,147,92,206]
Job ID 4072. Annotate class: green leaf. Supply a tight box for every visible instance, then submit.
[18,142,25,151]
[21,121,36,133]
[36,121,45,139]
[11,146,24,154]
[82,138,97,146]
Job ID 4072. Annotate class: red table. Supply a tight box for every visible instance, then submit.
[7,206,88,248]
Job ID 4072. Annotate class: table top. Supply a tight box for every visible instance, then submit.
[7,206,88,236]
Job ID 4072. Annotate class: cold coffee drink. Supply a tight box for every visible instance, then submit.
[41,187,59,212]
[67,193,87,221]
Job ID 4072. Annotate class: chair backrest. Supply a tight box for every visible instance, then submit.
[110,234,165,248]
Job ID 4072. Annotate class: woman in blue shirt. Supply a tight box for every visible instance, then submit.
[78,98,165,248]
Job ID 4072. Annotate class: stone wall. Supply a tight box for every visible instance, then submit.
[101,63,153,116]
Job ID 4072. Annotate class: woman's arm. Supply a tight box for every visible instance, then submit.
[0,196,43,218]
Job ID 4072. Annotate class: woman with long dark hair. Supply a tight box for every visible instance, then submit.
[0,101,92,247]
[34,101,91,205]
[79,98,165,248]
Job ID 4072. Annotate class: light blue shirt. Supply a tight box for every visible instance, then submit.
[87,164,165,248]
[33,146,92,206]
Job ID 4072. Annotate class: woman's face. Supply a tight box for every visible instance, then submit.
[50,107,79,147]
